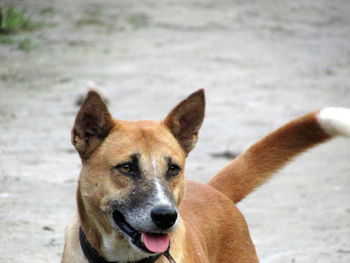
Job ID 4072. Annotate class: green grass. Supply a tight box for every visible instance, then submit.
[0,35,16,44]
[0,6,44,52]
[0,6,40,34]
[76,7,104,27]
[0,35,37,51]
[39,7,55,15]
[17,38,36,52]
[127,13,150,29]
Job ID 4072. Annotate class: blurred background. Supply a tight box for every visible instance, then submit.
[0,0,349,262]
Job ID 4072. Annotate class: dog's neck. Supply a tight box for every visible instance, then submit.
[79,227,163,263]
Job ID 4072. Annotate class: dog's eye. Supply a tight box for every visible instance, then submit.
[168,164,180,177]
[115,163,133,174]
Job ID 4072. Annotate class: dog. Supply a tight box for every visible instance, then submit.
[62,89,350,263]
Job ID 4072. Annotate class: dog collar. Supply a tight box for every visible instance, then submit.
[79,228,162,263]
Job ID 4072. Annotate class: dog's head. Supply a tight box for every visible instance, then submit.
[71,90,205,260]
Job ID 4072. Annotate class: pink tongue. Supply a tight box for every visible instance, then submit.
[142,232,169,253]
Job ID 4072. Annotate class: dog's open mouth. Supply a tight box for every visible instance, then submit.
[112,210,170,254]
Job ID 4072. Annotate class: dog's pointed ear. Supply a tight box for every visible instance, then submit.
[72,90,114,160]
[163,89,205,155]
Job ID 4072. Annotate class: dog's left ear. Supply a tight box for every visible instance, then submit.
[72,90,114,160]
[163,89,205,155]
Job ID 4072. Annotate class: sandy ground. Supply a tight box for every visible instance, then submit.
[0,0,349,262]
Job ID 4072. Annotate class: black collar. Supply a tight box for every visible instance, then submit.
[79,228,162,263]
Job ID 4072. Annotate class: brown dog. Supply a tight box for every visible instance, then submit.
[62,89,350,263]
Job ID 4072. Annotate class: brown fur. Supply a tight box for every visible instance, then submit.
[209,112,330,203]
[62,90,338,263]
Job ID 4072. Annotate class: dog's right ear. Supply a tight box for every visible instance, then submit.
[163,89,205,155]
[71,90,114,160]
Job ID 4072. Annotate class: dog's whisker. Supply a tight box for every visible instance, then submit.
[163,250,176,263]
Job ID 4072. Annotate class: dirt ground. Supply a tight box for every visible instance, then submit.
[0,0,349,262]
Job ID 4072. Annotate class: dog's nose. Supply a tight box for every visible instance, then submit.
[151,206,178,229]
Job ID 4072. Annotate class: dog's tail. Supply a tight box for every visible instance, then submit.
[208,108,350,203]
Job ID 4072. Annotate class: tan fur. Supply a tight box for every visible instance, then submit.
[208,112,330,203]
[62,90,345,263]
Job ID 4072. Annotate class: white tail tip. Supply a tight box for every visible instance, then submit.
[86,81,97,90]
[317,107,350,137]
